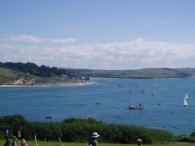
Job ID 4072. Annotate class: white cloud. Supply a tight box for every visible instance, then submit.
[49,38,76,44]
[0,34,76,44]
[1,38,195,69]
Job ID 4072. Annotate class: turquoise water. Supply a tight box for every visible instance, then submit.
[0,77,195,135]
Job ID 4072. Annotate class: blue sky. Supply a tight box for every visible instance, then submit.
[1,0,195,69]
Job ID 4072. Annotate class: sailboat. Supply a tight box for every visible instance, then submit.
[183,93,189,107]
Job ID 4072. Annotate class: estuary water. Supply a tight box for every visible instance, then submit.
[0,77,195,135]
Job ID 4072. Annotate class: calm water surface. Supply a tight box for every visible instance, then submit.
[0,77,195,135]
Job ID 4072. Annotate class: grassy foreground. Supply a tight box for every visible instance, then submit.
[0,140,194,146]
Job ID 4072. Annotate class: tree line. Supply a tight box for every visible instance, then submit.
[0,62,72,77]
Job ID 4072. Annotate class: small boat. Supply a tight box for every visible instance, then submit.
[45,115,54,119]
[183,93,189,107]
[128,103,144,110]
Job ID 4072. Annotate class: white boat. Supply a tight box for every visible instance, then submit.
[128,103,144,110]
[183,93,189,107]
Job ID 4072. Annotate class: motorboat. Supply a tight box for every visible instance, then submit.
[128,103,144,110]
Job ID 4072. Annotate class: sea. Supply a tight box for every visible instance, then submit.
[0,77,195,135]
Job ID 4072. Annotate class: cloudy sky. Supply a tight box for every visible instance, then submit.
[1,0,195,69]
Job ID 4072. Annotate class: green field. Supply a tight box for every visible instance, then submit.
[0,140,194,146]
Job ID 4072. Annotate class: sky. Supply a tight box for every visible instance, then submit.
[0,0,195,69]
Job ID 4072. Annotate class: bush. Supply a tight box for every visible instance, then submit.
[191,131,195,137]
[176,135,195,143]
[0,115,174,144]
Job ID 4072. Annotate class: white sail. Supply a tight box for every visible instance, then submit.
[184,93,188,100]
[183,93,188,106]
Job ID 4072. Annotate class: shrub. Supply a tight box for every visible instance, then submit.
[0,115,174,144]
[176,135,195,143]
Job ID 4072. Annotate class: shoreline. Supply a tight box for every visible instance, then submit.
[0,81,96,88]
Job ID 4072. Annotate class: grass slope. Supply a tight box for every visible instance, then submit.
[0,67,35,84]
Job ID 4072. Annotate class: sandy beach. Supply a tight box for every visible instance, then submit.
[0,81,96,88]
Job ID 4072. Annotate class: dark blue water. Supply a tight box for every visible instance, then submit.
[1,77,195,135]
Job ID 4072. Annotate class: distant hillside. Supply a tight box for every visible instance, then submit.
[0,67,35,84]
[176,68,195,76]
[0,67,85,85]
[0,62,85,85]
[0,62,194,81]
[66,68,192,78]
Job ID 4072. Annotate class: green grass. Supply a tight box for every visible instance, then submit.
[0,67,35,83]
[0,67,31,78]
[0,140,194,146]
